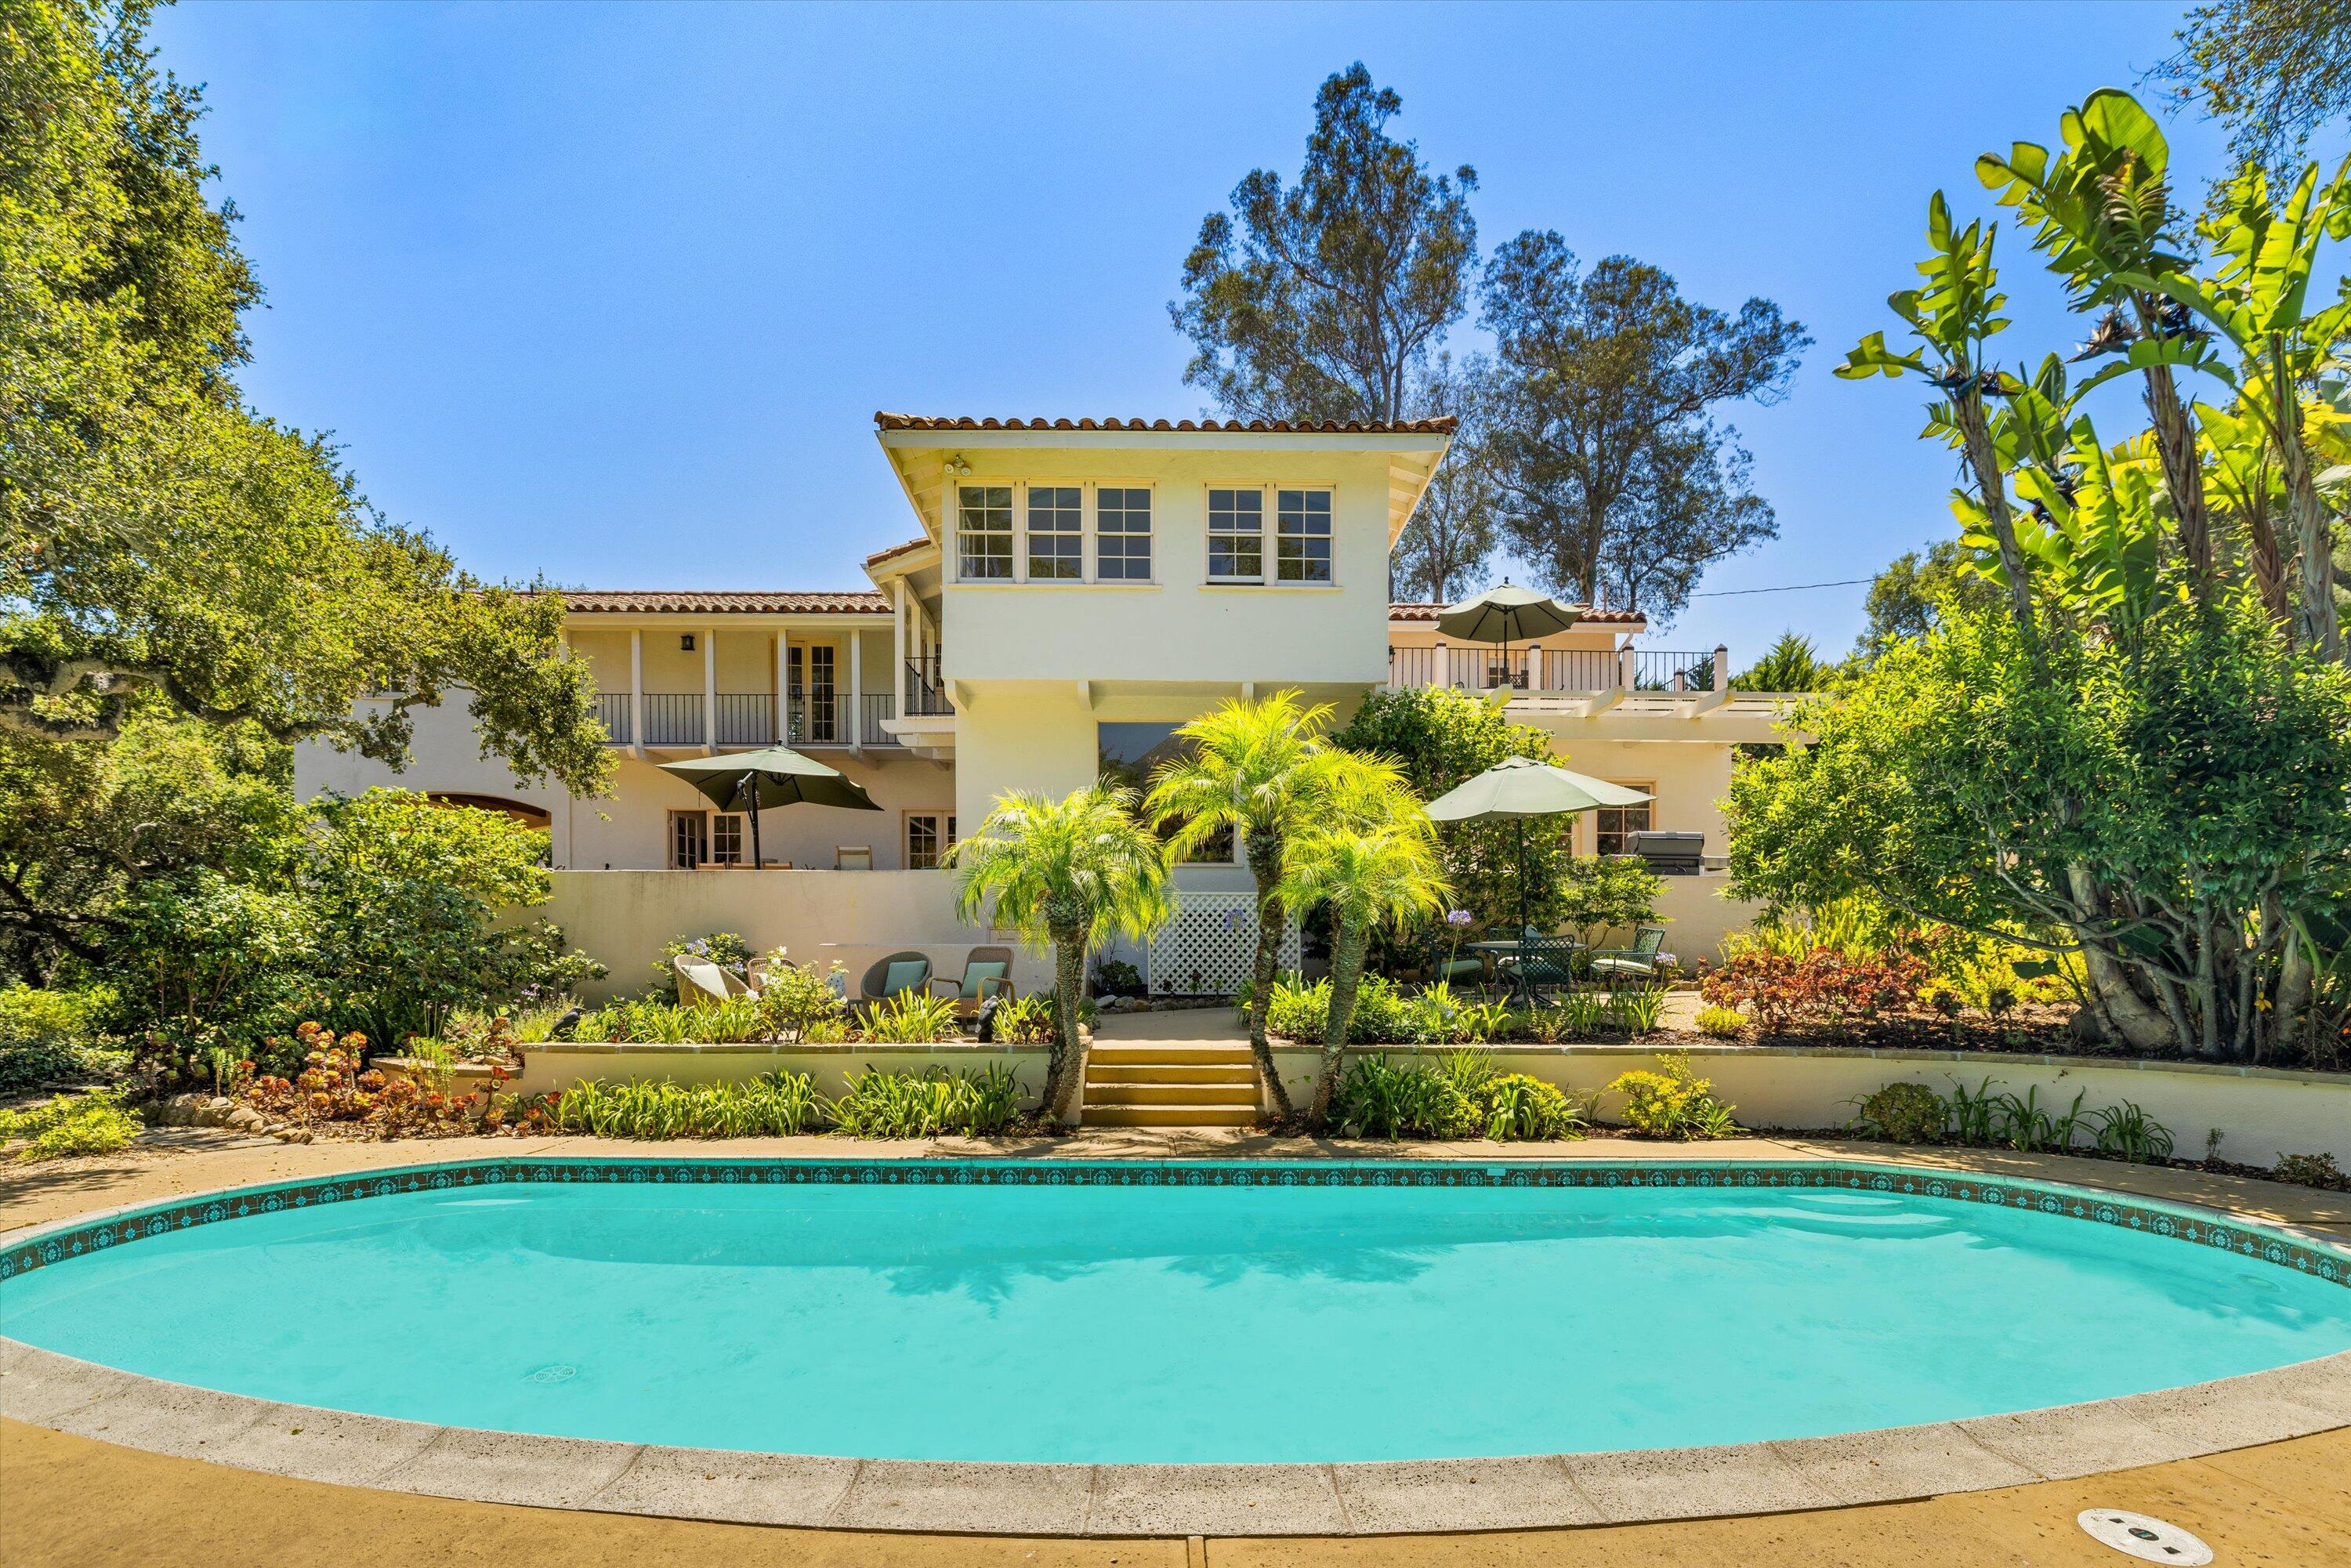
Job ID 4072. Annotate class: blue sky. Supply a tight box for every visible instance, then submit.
[153,0,2237,661]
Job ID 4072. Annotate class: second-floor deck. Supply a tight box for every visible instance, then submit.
[595,690,905,750]
[1389,643,1726,695]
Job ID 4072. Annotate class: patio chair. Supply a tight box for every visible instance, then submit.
[930,945,1016,1018]
[1588,925,1668,988]
[1497,936,1581,1006]
[859,950,933,1010]
[675,955,752,1009]
[1425,936,1490,991]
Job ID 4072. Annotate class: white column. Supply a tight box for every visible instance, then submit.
[701,627,717,753]
[1525,643,1543,692]
[849,629,864,748]
[1616,644,1636,690]
[892,580,907,708]
[1714,643,1730,693]
[628,629,644,756]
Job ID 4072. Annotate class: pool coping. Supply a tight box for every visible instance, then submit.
[3,1154,2349,1537]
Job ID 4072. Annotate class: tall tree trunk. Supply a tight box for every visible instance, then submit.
[2274,920,2314,1063]
[1952,389,2043,670]
[1313,915,1370,1128]
[1046,927,1089,1123]
[2239,487,2291,626]
[1244,828,1296,1118]
[2273,338,2345,661]
[2140,357,2216,599]
[2067,867,2175,1052]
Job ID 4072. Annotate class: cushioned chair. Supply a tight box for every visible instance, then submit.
[1588,925,1668,987]
[1427,938,1490,991]
[931,946,1016,1018]
[674,955,752,1009]
[859,951,933,1009]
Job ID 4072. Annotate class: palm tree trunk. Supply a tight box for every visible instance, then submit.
[2140,357,2216,599]
[2273,336,2345,661]
[1047,928,1089,1123]
[1312,915,1369,1128]
[1951,388,2044,672]
[1244,828,1296,1118]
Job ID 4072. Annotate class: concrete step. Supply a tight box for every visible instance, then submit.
[1085,1081,1260,1107]
[1086,1063,1258,1085]
[1087,1045,1256,1067]
[1082,1103,1260,1128]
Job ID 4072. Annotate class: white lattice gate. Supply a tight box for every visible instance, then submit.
[1146,892,1300,996]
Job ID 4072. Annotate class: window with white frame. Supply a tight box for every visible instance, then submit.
[906,812,957,871]
[1027,486,1082,580]
[1096,487,1152,580]
[1207,487,1264,581]
[709,813,746,865]
[1276,488,1333,582]
[956,485,1013,581]
[1593,791,1654,856]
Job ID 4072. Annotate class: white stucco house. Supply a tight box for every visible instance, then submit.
[295,412,1795,997]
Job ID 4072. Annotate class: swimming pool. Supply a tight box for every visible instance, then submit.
[5,1158,2348,1465]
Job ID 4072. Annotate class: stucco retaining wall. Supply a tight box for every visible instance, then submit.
[505,1041,1052,1100]
[1266,1043,2351,1165]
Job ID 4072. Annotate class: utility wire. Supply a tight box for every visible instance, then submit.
[1688,577,1873,598]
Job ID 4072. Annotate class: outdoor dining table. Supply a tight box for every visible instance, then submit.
[1462,936,1586,1006]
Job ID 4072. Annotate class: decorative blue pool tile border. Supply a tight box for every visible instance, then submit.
[5,1157,2346,1288]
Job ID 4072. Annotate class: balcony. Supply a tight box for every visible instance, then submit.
[591,690,897,749]
[1388,645,1722,695]
[904,655,952,716]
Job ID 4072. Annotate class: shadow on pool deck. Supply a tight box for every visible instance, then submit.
[4,1418,2347,1568]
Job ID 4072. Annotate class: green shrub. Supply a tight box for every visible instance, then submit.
[860,990,963,1045]
[2273,1153,2346,1190]
[1606,1054,1739,1138]
[0,1088,141,1161]
[545,1073,818,1138]
[755,957,848,1041]
[0,984,127,1093]
[2086,1099,2175,1162]
[1328,1049,1584,1142]
[1848,1081,1947,1143]
[1265,976,1331,1041]
[1608,985,1671,1034]
[1476,1072,1582,1140]
[990,994,1054,1044]
[1092,958,1146,997]
[826,1064,1023,1137]
[1694,1004,1747,1039]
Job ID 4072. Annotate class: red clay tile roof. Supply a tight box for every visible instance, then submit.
[560,590,887,615]
[1389,601,1646,625]
[862,537,930,568]
[875,412,1457,435]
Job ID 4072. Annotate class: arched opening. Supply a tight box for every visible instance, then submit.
[424,793,551,830]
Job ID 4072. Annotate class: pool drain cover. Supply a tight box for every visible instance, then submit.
[2077,1509,2212,1564]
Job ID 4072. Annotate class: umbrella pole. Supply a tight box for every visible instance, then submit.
[1517,816,1529,935]
[739,771,763,871]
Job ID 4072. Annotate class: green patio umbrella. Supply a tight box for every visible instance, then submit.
[1436,582,1581,690]
[659,744,880,869]
[1423,757,1650,935]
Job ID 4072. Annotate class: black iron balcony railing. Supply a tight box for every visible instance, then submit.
[595,693,632,744]
[713,693,775,748]
[904,655,951,716]
[788,689,840,746]
[640,693,705,747]
[862,693,902,746]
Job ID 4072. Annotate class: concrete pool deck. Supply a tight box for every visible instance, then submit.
[2,1131,2348,1552]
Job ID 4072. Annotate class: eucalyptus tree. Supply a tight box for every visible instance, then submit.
[1172,64,1478,424]
[1393,353,1503,601]
[949,785,1175,1121]
[1479,241,1806,621]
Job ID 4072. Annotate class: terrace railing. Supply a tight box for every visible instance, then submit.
[904,655,952,716]
[640,693,705,748]
[594,693,632,745]
[713,693,775,748]
[1387,644,1726,694]
[862,693,902,746]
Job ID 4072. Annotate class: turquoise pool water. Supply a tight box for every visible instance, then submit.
[5,1163,2349,1463]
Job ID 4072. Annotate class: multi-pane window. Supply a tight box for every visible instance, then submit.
[1207,488,1264,581]
[1276,489,1332,582]
[957,485,1013,581]
[906,813,958,871]
[669,811,708,869]
[1594,791,1654,857]
[709,813,745,866]
[1027,487,1083,581]
[1096,487,1152,580]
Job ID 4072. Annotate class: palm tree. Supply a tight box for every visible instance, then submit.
[949,784,1173,1121]
[1143,691,1353,1117]
[1277,817,1451,1126]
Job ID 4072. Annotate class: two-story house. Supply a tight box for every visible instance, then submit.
[295,412,1786,995]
